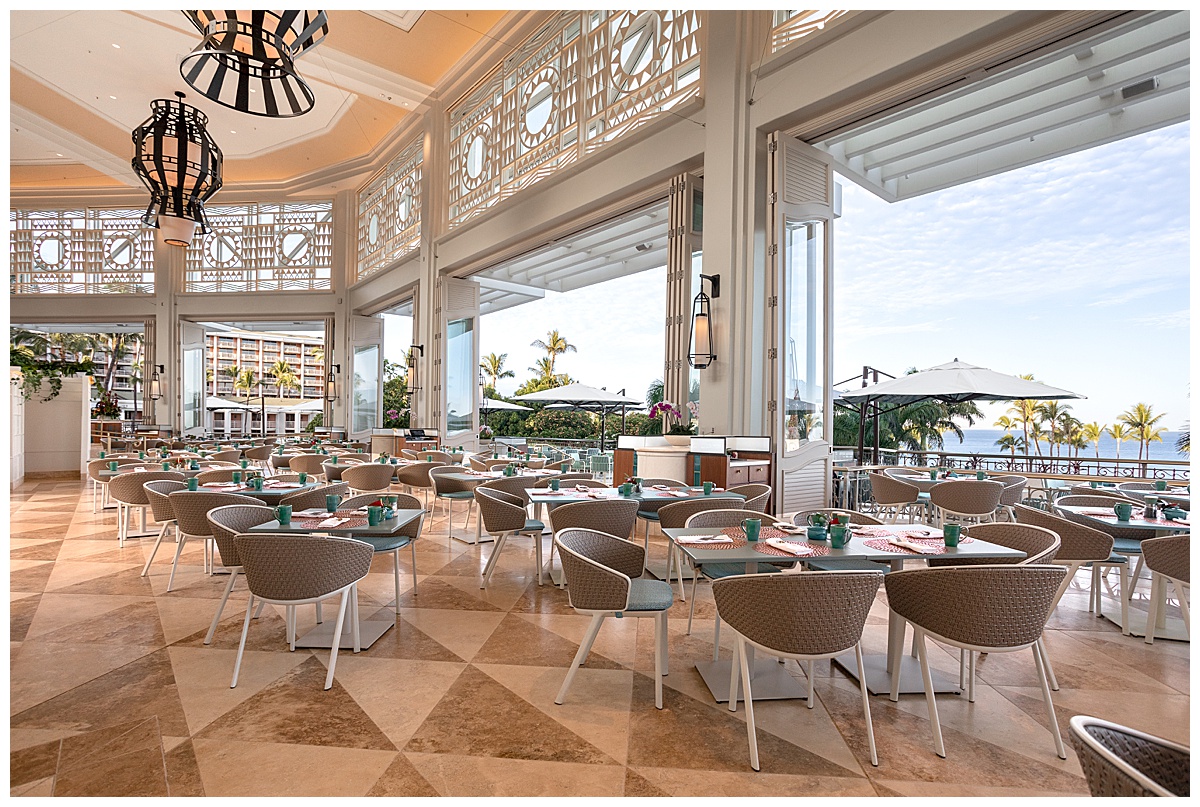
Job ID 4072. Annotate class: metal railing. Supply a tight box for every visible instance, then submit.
[835,446,1190,481]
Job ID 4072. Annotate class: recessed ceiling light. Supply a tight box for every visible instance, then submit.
[230,130,236,134]
[112,43,121,48]
[55,152,63,157]
[109,95,117,100]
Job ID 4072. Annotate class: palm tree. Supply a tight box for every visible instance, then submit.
[1107,423,1130,469]
[1037,400,1072,457]
[129,360,143,421]
[308,346,325,363]
[1006,377,1040,466]
[1027,421,1046,457]
[479,352,515,392]
[220,365,241,397]
[234,368,259,400]
[530,329,577,376]
[10,328,50,357]
[267,359,297,398]
[1081,422,1106,460]
[1176,425,1190,456]
[646,378,665,408]
[1118,403,1167,461]
[529,356,557,385]
[995,433,1018,457]
[1137,424,1168,459]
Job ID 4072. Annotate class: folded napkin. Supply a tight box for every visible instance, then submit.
[652,484,671,490]
[575,485,591,492]
[296,508,327,516]
[204,482,239,488]
[772,522,807,535]
[317,517,347,528]
[888,537,929,553]
[668,490,690,497]
[540,490,565,495]
[266,483,301,489]
[764,537,813,556]
[676,535,734,545]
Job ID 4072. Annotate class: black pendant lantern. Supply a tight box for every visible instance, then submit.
[180,10,329,118]
[131,92,223,247]
[688,274,720,369]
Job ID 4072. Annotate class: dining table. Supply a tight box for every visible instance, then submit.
[198,479,324,504]
[248,507,425,650]
[1055,503,1190,641]
[666,522,1025,702]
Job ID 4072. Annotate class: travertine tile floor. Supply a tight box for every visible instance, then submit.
[9,478,1191,796]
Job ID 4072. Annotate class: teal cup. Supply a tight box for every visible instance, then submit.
[549,478,560,491]
[187,477,198,491]
[929,469,937,480]
[231,471,242,484]
[829,524,848,549]
[703,481,714,495]
[108,460,119,471]
[1113,502,1133,522]
[326,494,340,512]
[330,455,338,464]
[1155,480,1167,491]
[943,523,962,547]
[807,525,827,541]
[1163,507,1185,521]
[390,458,398,465]
[275,504,292,525]
[251,477,263,491]
[619,483,633,497]
[162,461,171,471]
[190,460,199,470]
[1090,481,1098,488]
[367,506,383,526]
[298,472,308,484]
[976,471,987,480]
[806,513,829,528]
[240,459,249,469]
[742,517,761,542]
[139,451,145,459]
[99,451,106,459]
[358,448,364,453]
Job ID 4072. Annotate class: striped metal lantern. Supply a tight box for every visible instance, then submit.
[130,92,223,247]
[180,10,329,118]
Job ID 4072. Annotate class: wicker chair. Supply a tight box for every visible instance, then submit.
[342,463,397,496]
[554,528,673,709]
[108,470,187,546]
[395,461,442,508]
[140,480,187,577]
[714,571,883,769]
[681,509,785,646]
[204,503,277,644]
[289,453,328,481]
[884,564,1069,760]
[1142,535,1190,645]
[546,499,641,588]
[867,472,923,523]
[243,445,273,474]
[484,458,514,471]
[210,449,243,464]
[1068,715,1190,797]
[166,491,250,591]
[658,497,747,599]
[278,482,349,512]
[231,534,374,690]
[195,468,245,485]
[1013,503,1127,623]
[271,473,303,484]
[467,455,489,471]
[727,483,771,513]
[399,449,420,460]
[476,488,547,587]
[429,466,477,539]
[87,457,139,512]
[992,475,1027,521]
[532,472,594,486]
[791,509,890,574]
[544,459,572,473]
[634,479,691,569]
[1055,494,1149,599]
[928,479,1004,527]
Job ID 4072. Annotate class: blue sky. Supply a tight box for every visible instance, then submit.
[386,121,1191,431]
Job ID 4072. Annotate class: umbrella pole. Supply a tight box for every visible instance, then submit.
[856,404,866,466]
[872,402,881,465]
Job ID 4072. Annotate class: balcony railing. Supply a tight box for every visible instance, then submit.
[836,446,1190,482]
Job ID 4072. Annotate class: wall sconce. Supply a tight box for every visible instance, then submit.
[325,363,340,402]
[408,344,425,392]
[149,365,165,400]
[688,273,719,369]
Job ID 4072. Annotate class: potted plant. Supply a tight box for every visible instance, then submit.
[648,400,696,446]
[91,389,122,420]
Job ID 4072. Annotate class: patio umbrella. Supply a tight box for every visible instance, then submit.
[514,383,643,451]
[837,360,1083,463]
[288,398,326,411]
[479,397,531,412]
[206,396,251,409]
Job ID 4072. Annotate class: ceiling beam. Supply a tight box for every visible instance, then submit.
[10,104,140,188]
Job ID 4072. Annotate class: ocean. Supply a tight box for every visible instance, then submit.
[943,429,1188,463]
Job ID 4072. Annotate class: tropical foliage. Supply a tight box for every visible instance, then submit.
[835,398,983,453]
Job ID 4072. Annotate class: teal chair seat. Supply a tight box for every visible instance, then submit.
[522,518,545,533]
[637,510,660,522]
[1112,538,1144,555]
[626,579,674,611]
[439,490,475,500]
[354,535,413,553]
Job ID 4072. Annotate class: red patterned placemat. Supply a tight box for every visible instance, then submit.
[863,538,948,555]
[291,514,371,530]
[753,540,832,558]
[721,526,791,541]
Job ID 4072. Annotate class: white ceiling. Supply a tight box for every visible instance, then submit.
[471,200,670,315]
[814,11,1190,201]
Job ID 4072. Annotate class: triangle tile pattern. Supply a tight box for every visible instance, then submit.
[9,478,1189,797]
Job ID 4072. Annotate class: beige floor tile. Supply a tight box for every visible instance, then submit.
[405,751,627,797]
[191,739,397,796]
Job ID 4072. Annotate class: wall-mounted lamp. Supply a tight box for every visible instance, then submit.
[149,364,165,400]
[408,344,425,393]
[325,363,340,402]
[688,273,719,369]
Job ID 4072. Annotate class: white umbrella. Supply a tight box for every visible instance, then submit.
[480,397,530,412]
[206,396,252,410]
[514,383,643,451]
[838,360,1083,405]
[288,398,326,411]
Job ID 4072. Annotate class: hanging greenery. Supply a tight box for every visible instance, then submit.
[9,346,96,401]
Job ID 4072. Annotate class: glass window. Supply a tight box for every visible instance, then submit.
[445,318,475,434]
[783,220,825,452]
[182,347,203,433]
[352,344,379,434]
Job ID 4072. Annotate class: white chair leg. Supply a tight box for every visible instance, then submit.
[1144,574,1162,644]
[556,613,605,705]
[968,649,976,702]
[481,533,509,588]
[1032,641,1067,759]
[325,590,350,690]
[806,659,815,708]
[315,601,323,624]
[739,637,760,771]
[410,543,418,595]
[660,611,669,677]
[167,532,189,592]
[351,583,362,653]
[535,531,544,587]
[1128,555,1144,598]
[654,613,664,709]
[204,569,240,644]
[1118,562,1131,635]
[686,571,701,634]
[856,644,879,766]
[915,631,945,758]
[1089,565,1100,613]
[141,522,171,577]
[287,605,297,650]
[727,637,740,712]
[958,648,966,690]
[713,613,721,662]
[392,550,402,614]
[1036,636,1059,691]
[231,594,254,688]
